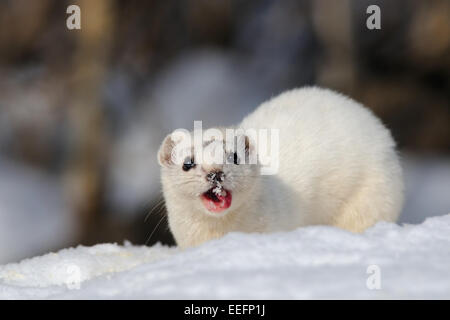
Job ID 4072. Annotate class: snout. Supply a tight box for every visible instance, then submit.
[206,170,225,183]
[201,170,232,214]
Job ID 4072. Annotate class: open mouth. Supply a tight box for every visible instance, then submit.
[201,187,232,213]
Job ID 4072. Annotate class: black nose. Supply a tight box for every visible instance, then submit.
[206,171,224,183]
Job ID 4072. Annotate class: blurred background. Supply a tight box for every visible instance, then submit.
[0,0,449,264]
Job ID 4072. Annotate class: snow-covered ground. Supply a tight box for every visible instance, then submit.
[0,143,449,298]
[0,213,449,299]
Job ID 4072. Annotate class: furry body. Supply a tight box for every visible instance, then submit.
[158,87,404,248]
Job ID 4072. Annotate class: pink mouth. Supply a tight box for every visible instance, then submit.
[201,188,232,213]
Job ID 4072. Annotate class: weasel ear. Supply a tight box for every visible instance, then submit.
[236,134,257,164]
[237,134,252,153]
[158,134,175,167]
[244,135,251,153]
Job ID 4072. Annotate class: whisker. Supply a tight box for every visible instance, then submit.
[145,214,167,245]
[144,198,165,223]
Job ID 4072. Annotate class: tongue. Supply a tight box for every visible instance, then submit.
[201,190,232,213]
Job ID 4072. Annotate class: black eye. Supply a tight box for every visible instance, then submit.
[227,152,239,165]
[182,157,196,171]
[234,152,239,165]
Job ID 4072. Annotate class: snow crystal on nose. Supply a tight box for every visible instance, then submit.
[212,184,225,197]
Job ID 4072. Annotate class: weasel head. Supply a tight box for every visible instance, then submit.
[157,128,259,218]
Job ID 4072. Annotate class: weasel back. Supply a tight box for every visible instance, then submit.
[240,87,404,230]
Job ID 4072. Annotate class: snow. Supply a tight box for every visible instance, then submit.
[1,214,449,299]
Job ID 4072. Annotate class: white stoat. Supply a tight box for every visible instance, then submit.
[157,87,404,248]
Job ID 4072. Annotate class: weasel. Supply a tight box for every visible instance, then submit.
[157,87,404,248]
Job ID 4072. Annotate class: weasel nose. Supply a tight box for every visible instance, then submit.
[206,170,224,183]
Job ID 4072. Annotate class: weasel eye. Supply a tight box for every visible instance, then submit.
[182,157,195,171]
[227,152,239,165]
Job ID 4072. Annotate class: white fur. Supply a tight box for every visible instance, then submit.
[158,87,404,248]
